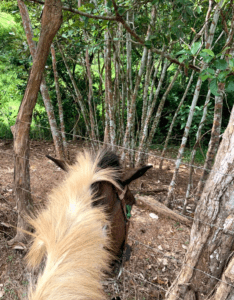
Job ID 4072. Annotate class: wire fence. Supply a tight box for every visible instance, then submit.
[10,120,234,178]
[1,122,234,299]
[2,181,234,299]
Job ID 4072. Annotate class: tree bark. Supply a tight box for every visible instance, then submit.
[182,89,211,214]
[11,0,62,243]
[165,104,234,300]
[121,5,156,161]
[57,42,91,136]
[17,0,64,159]
[159,70,195,170]
[51,43,67,159]
[165,0,223,207]
[104,29,116,148]
[85,48,97,141]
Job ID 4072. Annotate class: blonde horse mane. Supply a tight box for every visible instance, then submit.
[27,150,122,300]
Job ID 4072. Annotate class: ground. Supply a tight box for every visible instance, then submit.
[0,140,201,300]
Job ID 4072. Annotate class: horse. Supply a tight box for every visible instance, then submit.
[46,150,152,260]
[26,150,152,299]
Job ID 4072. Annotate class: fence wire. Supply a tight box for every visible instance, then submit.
[1,122,234,298]
[11,120,234,178]
[1,180,234,294]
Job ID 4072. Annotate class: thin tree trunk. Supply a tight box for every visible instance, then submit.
[137,58,167,158]
[126,11,133,119]
[121,5,156,161]
[141,49,153,127]
[195,22,234,202]
[57,42,91,137]
[145,66,181,156]
[165,0,223,207]
[195,88,224,202]
[136,64,180,166]
[182,89,211,214]
[17,0,64,159]
[165,77,203,207]
[104,29,116,148]
[85,48,96,141]
[51,43,67,159]
[159,70,195,169]
[10,0,62,243]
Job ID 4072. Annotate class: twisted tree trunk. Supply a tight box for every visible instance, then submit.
[11,0,62,243]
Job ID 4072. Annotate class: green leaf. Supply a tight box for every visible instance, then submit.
[176,49,189,56]
[210,78,219,96]
[200,74,210,81]
[229,58,234,68]
[206,68,215,75]
[191,42,201,55]
[213,59,227,70]
[144,40,152,49]
[118,7,125,15]
[78,5,85,11]
[217,70,229,82]
[200,52,213,63]
[196,5,202,14]
[178,55,187,63]
[107,0,112,8]
[201,49,215,57]
[225,76,234,93]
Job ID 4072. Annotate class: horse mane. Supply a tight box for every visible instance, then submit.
[27,150,122,300]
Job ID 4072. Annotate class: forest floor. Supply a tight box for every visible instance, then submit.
[0,139,202,300]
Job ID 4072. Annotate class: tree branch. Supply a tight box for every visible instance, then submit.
[26,0,117,20]
[26,0,201,72]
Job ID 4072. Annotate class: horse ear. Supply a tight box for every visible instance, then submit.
[122,165,153,186]
[46,155,69,172]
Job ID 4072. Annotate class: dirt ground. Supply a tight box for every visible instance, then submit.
[0,140,201,300]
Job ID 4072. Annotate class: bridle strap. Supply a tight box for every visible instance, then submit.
[118,185,130,254]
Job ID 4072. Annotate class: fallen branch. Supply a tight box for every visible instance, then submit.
[132,188,168,195]
[135,195,192,227]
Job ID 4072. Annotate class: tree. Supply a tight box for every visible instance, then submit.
[10,0,62,243]
[166,104,234,299]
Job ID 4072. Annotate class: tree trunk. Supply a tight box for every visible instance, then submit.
[165,76,203,207]
[159,70,195,170]
[136,64,180,166]
[165,104,234,300]
[121,5,156,161]
[195,87,224,203]
[51,43,68,159]
[104,29,116,148]
[195,23,234,201]
[85,48,97,141]
[17,0,64,159]
[57,42,91,136]
[165,0,223,207]
[11,0,62,243]
[141,66,181,165]
[182,89,211,214]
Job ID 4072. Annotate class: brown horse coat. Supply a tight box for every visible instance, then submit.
[46,150,152,259]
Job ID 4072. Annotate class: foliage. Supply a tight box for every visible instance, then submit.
[0,0,233,152]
